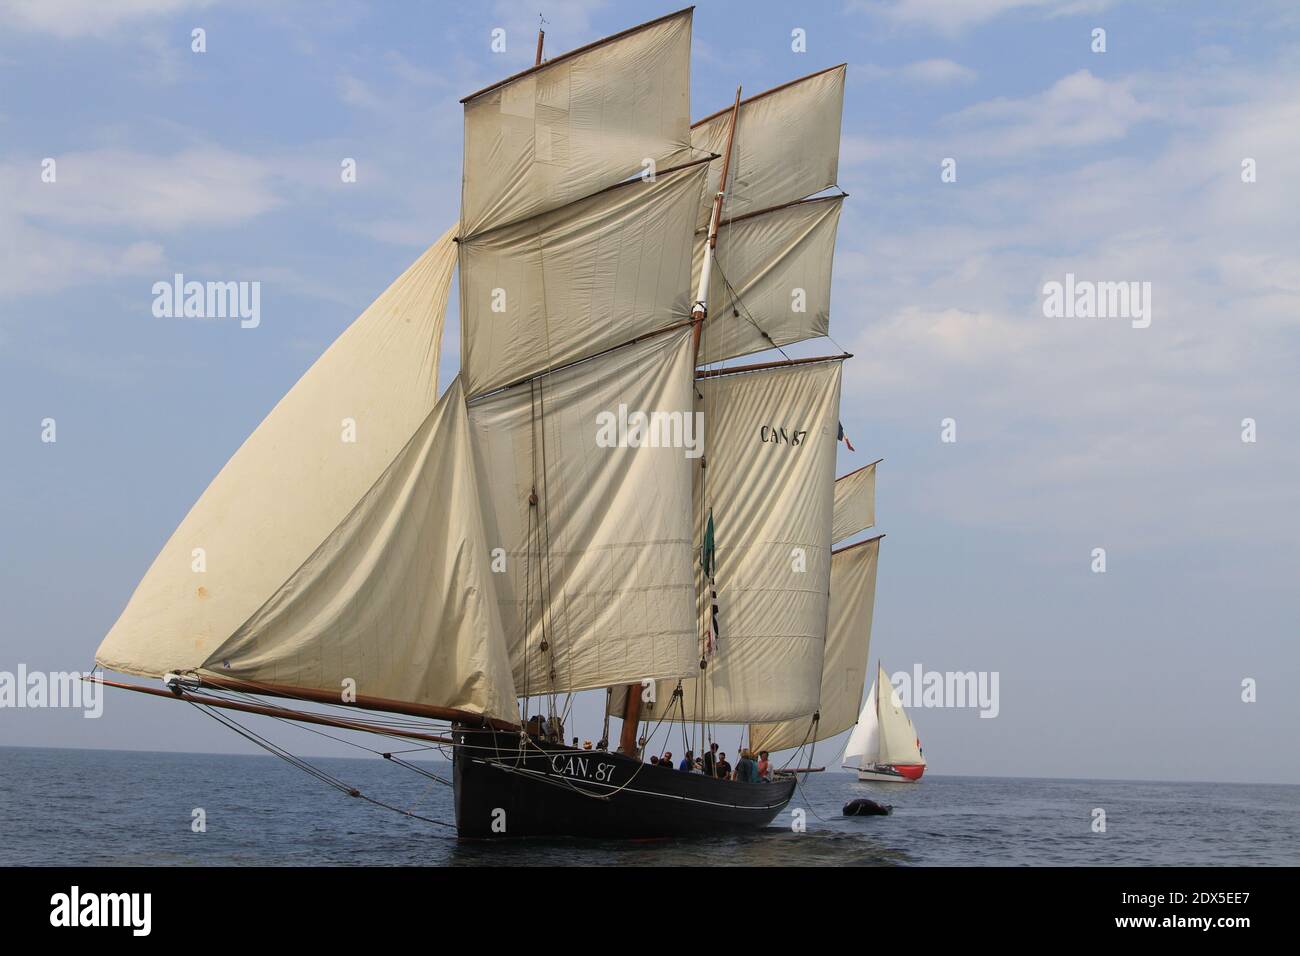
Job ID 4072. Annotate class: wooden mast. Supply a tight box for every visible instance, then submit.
[535,24,545,65]
[618,85,742,761]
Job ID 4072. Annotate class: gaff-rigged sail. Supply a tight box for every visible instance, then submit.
[467,329,701,698]
[613,358,844,725]
[876,662,925,766]
[748,534,881,754]
[94,229,479,697]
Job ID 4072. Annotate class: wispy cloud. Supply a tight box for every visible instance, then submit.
[0,0,214,39]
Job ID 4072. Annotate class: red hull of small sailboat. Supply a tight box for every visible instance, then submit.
[895,764,925,781]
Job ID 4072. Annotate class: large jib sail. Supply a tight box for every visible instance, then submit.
[94,228,521,722]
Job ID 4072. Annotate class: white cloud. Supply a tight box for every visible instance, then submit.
[0,0,214,39]
[858,57,977,86]
[1,148,282,232]
[943,70,1153,156]
[851,0,1117,35]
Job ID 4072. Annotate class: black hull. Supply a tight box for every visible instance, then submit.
[452,725,796,839]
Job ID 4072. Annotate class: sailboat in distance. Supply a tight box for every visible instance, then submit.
[90,8,866,839]
[843,663,927,782]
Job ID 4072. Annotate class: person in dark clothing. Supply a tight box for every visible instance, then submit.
[702,742,719,777]
[716,752,732,780]
[661,751,674,769]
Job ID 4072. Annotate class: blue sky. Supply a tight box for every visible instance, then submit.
[1,0,1297,783]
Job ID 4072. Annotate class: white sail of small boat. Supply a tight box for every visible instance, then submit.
[843,663,926,782]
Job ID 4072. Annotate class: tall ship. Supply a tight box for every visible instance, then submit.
[90,7,886,839]
[843,663,928,782]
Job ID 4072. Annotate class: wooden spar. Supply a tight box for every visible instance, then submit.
[86,676,456,745]
[535,28,545,66]
[617,684,643,757]
[695,352,852,379]
[620,90,743,759]
[192,674,519,731]
[832,532,885,557]
[836,457,883,482]
[690,84,742,336]
[461,6,695,103]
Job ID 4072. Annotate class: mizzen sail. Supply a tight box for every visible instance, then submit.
[832,460,877,545]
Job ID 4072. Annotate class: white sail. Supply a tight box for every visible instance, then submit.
[460,8,692,238]
[201,379,519,722]
[748,535,881,754]
[831,461,877,545]
[614,359,843,724]
[96,228,460,682]
[691,64,845,231]
[458,162,705,397]
[467,328,700,697]
[876,663,925,765]
[693,196,843,365]
[841,679,879,766]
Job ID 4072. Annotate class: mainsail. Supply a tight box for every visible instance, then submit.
[748,535,881,754]
[466,330,700,697]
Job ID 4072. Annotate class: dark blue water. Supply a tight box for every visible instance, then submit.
[1,746,1295,865]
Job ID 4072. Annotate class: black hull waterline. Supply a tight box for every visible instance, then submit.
[452,724,796,839]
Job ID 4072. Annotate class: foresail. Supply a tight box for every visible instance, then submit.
[199,379,519,723]
[95,228,459,681]
[749,535,880,754]
[467,329,700,697]
[832,461,877,544]
[460,8,693,238]
[876,663,924,765]
[841,679,878,766]
[459,162,706,397]
[694,196,843,365]
[691,64,845,231]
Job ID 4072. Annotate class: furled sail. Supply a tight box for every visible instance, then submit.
[96,228,460,683]
[200,379,519,721]
[748,535,881,754]
[691,64,845,231]
[459,7,693,238]
[614,358,843,724]
[831,460,877,545]
[466,328,700,698]
[693,196,843,365]
[458,161,706,397]
[876,663,925,765]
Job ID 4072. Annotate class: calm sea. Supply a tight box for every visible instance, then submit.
[1,746,1295,866]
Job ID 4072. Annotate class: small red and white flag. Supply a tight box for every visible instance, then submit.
[837,421,855,452]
